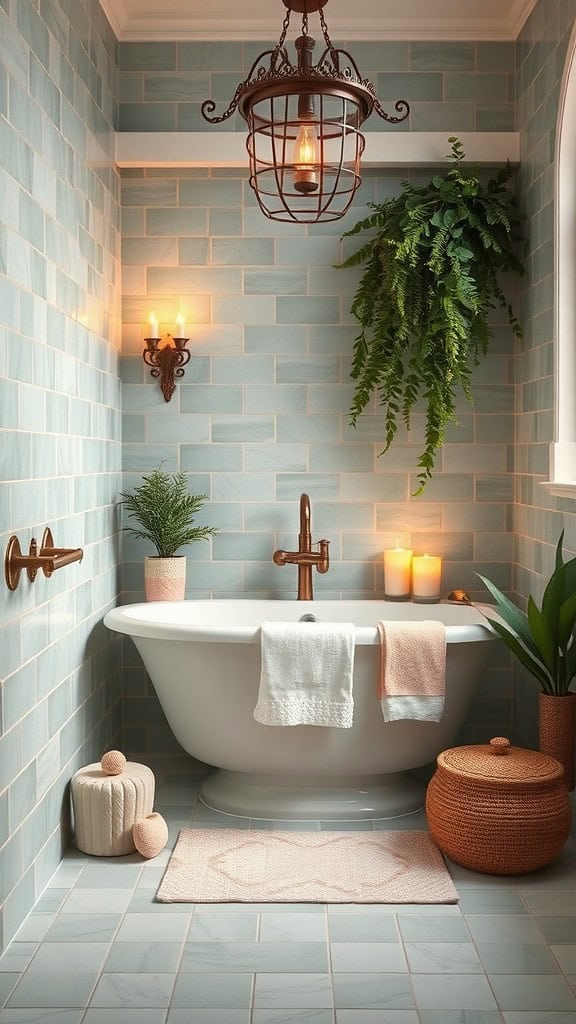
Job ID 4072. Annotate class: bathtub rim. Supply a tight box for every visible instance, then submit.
[104,598,496,646]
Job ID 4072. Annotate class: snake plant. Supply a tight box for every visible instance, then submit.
[477,532,576,695]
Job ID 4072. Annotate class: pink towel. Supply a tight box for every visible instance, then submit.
[377,620,446,722]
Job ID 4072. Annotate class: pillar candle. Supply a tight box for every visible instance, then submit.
[175,313,187,337]
[412,554,442,602]
[384,547,412,599]
[148,313,159,338]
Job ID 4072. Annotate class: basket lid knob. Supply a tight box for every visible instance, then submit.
[489,737,511,755]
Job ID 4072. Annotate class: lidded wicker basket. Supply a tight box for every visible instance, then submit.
[426,737,571,875]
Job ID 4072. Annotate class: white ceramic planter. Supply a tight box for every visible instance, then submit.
[144,556,186,601]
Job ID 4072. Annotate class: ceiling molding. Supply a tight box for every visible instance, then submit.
[99,0,130,39]
[116,130,520,168]
[98,0,539,42]
[506,0,538,37]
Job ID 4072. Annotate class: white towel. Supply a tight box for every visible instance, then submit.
[377,620,446,722]
[253,621,355,728]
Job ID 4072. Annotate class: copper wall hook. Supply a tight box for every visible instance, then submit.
[5,529,84,591]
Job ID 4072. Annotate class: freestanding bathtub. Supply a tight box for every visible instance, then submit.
[104,600,495,820]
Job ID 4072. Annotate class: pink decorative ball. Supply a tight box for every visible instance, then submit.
[100,750,127,775]
[133,812,169,859]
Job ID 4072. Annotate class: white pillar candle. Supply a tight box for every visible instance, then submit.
[384,547,412,599]
[148,313,159,338]
[412,553,442,602]
[175,313,187,337]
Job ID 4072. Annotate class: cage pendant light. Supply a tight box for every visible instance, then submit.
[201,0,410,224]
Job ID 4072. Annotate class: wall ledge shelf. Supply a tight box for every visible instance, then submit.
[115,131,520,169]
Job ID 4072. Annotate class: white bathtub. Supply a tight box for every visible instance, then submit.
[104,599,495,820]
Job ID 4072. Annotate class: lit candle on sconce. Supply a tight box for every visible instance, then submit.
[147,313,159,339]
[383,545,413,601]
[412,553,442,603]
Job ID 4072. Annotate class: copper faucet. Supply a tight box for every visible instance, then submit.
[273,493,330,600]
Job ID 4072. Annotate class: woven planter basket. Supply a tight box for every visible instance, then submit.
[426,737,571,875]
[539,692,576,792]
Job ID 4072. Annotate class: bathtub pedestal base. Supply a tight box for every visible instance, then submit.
[199,770,426,821]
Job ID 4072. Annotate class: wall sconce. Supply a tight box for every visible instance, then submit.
[143,314,190,402]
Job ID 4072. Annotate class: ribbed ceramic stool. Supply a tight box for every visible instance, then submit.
[71,751,155,856]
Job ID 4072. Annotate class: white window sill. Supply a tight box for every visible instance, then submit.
[539,480,576,498]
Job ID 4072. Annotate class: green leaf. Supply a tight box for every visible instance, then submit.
[558,590,576,651]
[482,616,553,692]
[338,137,523,489]
[475,573,537,654]
[527,595,556,674]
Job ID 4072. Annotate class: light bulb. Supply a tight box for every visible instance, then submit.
[293,122,319,194]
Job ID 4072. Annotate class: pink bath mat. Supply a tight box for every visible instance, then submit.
[156,828,458,904]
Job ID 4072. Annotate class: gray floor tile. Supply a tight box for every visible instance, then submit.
[332,973,414,1010]
[397,913,469,941]
[523,894,576,916]
[167,1012,250,1023]
[253,974,333,1009]
[24,942,108,973]
[103,940,182,972]
[489,974,576,1011]
[171,972,253,1008]
[328,914,398,942]
[418,1014,503,1023]
[115,912,190,942]
[12,918,54,943]
[373,811,428,831]
[330,942,407,972]
[253,1012,335,1024]
[88,973,175,1008]
[502,1013,576,1023]
[126,890,189,912]
[7,972,99,1008]
[466,915,545,944]
[188,912,258,941]
[0,945,37,974]
[534,918,576,943]
[336,1013,418,1023]
[404,941,483,973]
[76,865,142,889]
[476,941,561,974]
[411,973,498,1010]
[0,1012,85,1023]
[551,946,576,973]
[458,889,527,914]
[0,977,19,1008]
[61,889,134,914]
[180,941,328,973]
[43,914,121,942]
[31,891,68,914]
[259,914,327,942]
[83,1012,168,1024]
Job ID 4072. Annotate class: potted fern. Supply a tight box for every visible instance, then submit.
[120,468,217,601]
[477,532,576,790]
[337,137,524,493]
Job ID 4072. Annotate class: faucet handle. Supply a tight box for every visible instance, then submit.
[317,539,330,574]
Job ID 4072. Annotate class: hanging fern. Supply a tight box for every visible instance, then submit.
[337,137,524,493]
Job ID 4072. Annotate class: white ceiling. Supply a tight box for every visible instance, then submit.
[101,0,537,43]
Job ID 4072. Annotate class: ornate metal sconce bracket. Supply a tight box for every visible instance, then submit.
[143,336,191,402]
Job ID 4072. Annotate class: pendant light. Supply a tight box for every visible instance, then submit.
[201,0,410,224]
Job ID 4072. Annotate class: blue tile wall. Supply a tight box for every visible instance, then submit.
[514,0,576,794]
[0,0,121,951]
[117,41,516,133]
